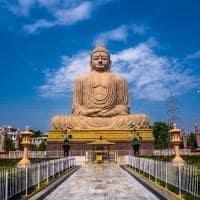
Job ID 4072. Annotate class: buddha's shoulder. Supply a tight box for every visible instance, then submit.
[75,72,127,82]
[112,73,127,82]
[75,74,90,82]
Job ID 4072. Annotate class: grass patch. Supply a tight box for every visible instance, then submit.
[138,155,200,169]
[0,158,58,171]
[127,164,200,200]
[9,166,80,200]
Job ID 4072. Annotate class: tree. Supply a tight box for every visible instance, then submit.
[18,137,23,151]
[37,141,46,151]
[187,132,197,150]
[153,121,170,149]
[31,130,43,138]
[6,137,15,151]
[30,143,38,151]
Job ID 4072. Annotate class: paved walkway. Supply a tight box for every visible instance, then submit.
[44,164,160,200]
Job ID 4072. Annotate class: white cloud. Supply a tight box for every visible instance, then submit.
[6,0,111,33]
[111,44,195,101]
[93,24,147,45]
[187,50,200,59]
[8,0,78,16]
[132,24,146,35]
[38,41,198,101]
[54,2,91,25]
[8,0,36,16]
[24,19,54,33]
[94,25,128,45]
[39,52,90,97]
[24,1,92,33]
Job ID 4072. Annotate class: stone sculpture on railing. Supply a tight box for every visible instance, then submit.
[195,124,200,149]
[0,125,8,154]
[15,129,20,151]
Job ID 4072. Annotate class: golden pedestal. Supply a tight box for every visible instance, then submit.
[47,129,154,155]
[48,129,153,141]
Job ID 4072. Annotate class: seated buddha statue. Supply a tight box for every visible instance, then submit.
[51,45,150,130]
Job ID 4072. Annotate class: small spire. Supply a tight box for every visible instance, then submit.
[26,126,30,131]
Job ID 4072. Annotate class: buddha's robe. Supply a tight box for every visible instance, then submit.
[51,71,149,130]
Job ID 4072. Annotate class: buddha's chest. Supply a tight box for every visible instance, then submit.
[90,74,114,88]
[84,74,116,101]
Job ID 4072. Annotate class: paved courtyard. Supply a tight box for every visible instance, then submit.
[44,164,160,200]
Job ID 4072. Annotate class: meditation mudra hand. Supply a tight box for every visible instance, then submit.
[51,45,150,130]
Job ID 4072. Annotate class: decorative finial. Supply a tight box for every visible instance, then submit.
[26,126,29,131]
[173,123,176,129]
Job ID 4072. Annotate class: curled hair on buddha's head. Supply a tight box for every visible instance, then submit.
[90,44,111,72]
[91,44,109,55]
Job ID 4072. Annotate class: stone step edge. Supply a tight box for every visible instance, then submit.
[29,166,81,200]
[120,165,183,200]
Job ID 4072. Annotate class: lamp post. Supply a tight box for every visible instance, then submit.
[170,123,185,164]
[131,126,141,155]
[132,138,140,155]
[18,126,32,166]
[63,138,70,157]
[62,127,71,157]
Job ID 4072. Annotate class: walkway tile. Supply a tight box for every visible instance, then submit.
[44,164,160,200]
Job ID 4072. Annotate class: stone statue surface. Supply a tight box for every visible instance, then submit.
[0,126,8,152]
[15,129,20,150]
[52,45,150,130]
[195,124,200,148]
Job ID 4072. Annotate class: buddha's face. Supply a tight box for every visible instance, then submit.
[90,51,111,72]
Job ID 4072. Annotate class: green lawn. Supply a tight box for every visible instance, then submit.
[139,155,200,168]
[0,158,57,171]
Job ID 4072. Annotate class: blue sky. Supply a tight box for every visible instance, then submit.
[0,0,200,133]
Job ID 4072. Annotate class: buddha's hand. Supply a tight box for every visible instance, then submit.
[81,109,101,116]
[97,109,116,117]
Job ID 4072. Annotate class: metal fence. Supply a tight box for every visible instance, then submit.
[3,148,198,159]
[126,155,199,197]
[150,148,193,156]
[4,151,84,158]
[0,157,76,200]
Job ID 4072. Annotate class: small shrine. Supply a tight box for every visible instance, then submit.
[87,136,115,162]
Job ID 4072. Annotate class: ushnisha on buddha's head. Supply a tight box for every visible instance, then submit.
[90,44,112,72]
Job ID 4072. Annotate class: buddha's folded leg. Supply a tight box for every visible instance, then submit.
[112,114,150,129]
[71,116,113,129]
[51,115,72,130]
[51,114,150,130]
[51,115,97,130]
[129,114,150,128]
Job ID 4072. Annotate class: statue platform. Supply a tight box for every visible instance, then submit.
[47,129,154,155]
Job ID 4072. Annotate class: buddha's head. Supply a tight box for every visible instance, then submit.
[90,44,111,72]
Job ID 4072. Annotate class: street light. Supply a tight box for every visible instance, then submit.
[62,124,72,157]
[131,126,142,155]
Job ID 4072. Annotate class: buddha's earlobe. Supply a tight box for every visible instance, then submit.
[107,60,112,72]
[89,61,93,71]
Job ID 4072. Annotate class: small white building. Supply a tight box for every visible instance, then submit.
[4,125,19,141]
[31,136,47,146]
